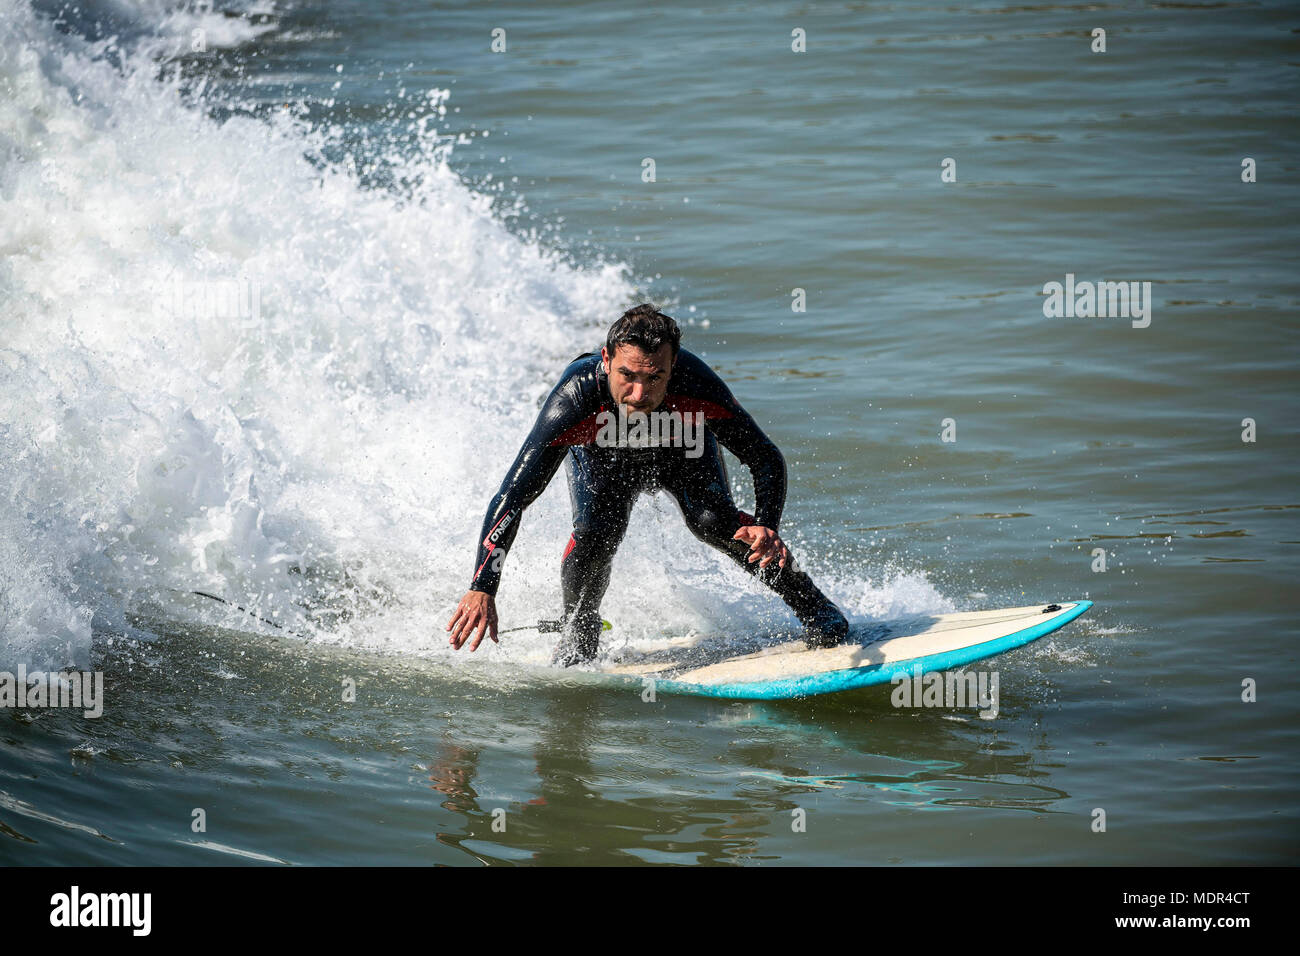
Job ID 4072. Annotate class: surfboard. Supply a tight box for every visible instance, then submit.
[595,600,1092,700]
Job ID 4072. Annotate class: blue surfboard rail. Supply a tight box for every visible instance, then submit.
[638,600,1093,701]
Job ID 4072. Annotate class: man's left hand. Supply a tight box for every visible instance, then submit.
[732,525,791,569]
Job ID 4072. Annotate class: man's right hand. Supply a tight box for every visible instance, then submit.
[446,590,498,651]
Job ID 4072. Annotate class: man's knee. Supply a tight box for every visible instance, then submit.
[563,521,624,567]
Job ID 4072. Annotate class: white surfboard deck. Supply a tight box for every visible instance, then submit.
[592,601,1092,700]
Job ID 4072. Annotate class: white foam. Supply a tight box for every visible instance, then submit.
[0,0,950,680]
[0,0,627,671]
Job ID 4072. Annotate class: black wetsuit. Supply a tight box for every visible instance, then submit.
[468,347,845,664]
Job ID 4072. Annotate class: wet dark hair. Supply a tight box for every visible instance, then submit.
[605,303,681,360]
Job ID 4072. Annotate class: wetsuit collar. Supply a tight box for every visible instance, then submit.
[595,353,614,407]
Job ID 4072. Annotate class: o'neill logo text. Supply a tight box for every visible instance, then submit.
[50,886,151,936]
[486,508,518,545]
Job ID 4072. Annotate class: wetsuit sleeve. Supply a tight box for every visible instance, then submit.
[690,363,788,531]
[468,378,587,597]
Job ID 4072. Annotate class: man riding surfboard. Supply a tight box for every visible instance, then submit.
[445,304,849,665]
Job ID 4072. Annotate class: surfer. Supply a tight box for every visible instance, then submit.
[445,304,849,666]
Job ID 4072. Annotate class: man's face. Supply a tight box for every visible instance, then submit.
[602,342,674,414]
